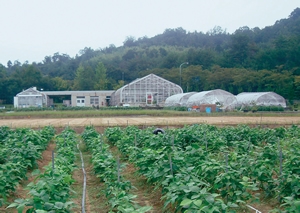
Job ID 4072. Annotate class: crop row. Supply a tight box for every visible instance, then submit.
[8,127,78,213]
[105,124,300,213]
[81,126,152,213]
[0,126,55,206]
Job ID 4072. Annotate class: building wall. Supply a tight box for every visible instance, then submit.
[15,88,115,108]
[16,96,43,108]
[70,91,113,107]
[14,87,46,108]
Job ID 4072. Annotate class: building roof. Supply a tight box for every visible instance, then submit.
[42,90,114,96]
[16,87,43,97]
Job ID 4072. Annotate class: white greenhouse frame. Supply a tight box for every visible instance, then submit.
[236,92,287,108]
[186,89,238,110]
[165,92,197,107]
[110,74,182,107]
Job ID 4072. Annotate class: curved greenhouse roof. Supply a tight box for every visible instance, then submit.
[165,92,197,107]
[236,92,286,107]
[186,89,237,109]
[110,73,182,106]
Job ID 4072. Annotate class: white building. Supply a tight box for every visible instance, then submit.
[14,87,46,108]
[14,87,114,108]
[42,90,114,107]
[14,74,182,108]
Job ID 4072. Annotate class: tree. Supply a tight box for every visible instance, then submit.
[52,77,72,91]
[73,65,96,90]
[95,62,108,90]
[122,49,137,61]
[7,60,12,69]
[123,36,136,47]
[0,65,7,104]
[227,33,250,67]
[15,65,43,89]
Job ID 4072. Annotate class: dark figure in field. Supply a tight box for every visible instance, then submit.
[153,128,165,135]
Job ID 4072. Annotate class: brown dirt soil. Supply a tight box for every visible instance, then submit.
[122,163,165,213]
[0,142,56,213]
[71,143,110,213]
[0,116,299,128]
[109,146,166,213]
[37,143,56,173]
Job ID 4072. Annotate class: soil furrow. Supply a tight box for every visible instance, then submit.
[0,142,56,212]
[71,142,110,213]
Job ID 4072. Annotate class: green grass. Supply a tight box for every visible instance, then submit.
[0,108,299,119]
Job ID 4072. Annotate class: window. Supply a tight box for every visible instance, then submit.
[90,96,99,105]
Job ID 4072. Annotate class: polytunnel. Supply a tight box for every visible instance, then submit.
[186,89,237,109]
[236,92,286,108]
[164,92,197,107]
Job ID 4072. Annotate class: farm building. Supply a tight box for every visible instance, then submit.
[186,89,237,110]
[110,73,182,107]
[14,87,114,108]
[14,87,47,108]
[42,90,114,107]
[236,92,286,108]
[164,92,197,107]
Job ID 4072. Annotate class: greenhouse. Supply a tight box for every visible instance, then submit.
[110,73,182,107]
[14,87,47,108]
[164,92,197,107]
[236,92,286,108]
[186,89,237,110]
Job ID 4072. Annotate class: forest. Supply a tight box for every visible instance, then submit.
[0,8,300,105]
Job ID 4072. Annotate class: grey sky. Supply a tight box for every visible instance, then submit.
[0,0,299,66]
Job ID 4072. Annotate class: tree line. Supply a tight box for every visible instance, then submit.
[0,8,299,105]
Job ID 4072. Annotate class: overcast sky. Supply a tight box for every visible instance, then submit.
[0,0,299,66]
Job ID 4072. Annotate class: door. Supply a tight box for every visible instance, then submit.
[76,96,85,107]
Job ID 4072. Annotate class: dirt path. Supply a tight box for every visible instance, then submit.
[0,116,299,128]
[0,142,56,213]
[108,145,165,213]
[122,163,165,213]
[71,142,110,213]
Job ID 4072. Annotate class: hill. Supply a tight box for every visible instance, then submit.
[0,8,299,105]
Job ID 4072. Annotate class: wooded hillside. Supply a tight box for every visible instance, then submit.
[1,8,299,105]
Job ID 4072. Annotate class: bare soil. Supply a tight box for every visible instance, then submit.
[71,143,110,213]
[122,163,165,213]
[0,116,299,128]
[109,146,169,213]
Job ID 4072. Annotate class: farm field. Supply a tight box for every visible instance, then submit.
[0,116,300,128]
[103,124,300,213]
[0,116,299,212]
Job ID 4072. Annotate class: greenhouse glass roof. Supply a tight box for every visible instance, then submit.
[110,73,182,106]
